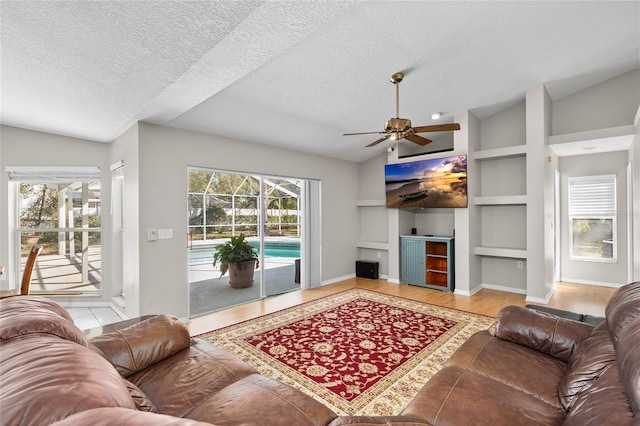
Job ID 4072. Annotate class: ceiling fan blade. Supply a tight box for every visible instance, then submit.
[343,131,386,136]
[404,133,432,146]
[366,135,391,147]
[412,123,461,133]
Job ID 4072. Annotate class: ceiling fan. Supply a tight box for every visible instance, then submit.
[344,72,460,147]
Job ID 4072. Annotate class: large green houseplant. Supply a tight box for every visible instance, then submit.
[212,234,259,288]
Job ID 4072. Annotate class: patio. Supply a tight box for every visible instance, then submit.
[188,237,300,316]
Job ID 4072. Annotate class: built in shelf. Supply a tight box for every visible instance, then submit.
[474,144,527,160]
[356,241,389,250]
[356,200,386,207]
[474,195,528,205]
[474,246,527,259]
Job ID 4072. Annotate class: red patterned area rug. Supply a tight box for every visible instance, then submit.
[198,288,494,415]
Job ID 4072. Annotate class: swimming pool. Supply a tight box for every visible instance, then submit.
[189,238,301,264]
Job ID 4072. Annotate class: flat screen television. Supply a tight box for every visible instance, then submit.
[384,155,467,208]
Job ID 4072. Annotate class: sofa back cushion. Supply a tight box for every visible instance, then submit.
[1,335,136,424]
[605,281,640,416]
[605,281,640,344]
[0,296,87,346]
[558,322,617,410]
[615,315,640,416]
[90,314,191,377]
[562,362,635,425]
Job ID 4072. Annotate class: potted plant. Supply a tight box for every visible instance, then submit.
[212,234,259,288]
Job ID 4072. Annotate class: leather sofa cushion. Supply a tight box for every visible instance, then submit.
[444,331,566,408]
[1,335,136,424]
[495,305,593,361]
[90,314,191,377]
[558,322,616,410]
[185,374,337,426]
[327,415,429,426]
[127,340,258,417]
[0,295,75,322]
[562,362,635,425]
[605,281,640,345]
[0,296,88,346]
[616,315,640,415]
[401,366,565,426]
[49,407,214,426]
[124,378,158,413]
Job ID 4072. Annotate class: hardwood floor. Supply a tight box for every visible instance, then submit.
[186,278,617,336]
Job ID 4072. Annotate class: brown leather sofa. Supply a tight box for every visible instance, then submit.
[1,282,638,425]
[395,281,640,426]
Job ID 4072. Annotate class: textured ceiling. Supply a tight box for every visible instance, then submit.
[1,1,639,163]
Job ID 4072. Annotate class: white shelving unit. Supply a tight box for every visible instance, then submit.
[473,144,527,160]
[472,105,528,278]
[356,199,389,272]
[355,199,385,207]
[474,246,527,259]
[474,195,528,205]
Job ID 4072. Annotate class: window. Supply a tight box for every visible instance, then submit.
[568,174,616,262]
[8,166,102,294]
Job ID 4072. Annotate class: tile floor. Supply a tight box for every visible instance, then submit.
[66,306,126,331]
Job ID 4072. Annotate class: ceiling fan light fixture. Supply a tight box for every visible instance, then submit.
[431,112,442,120]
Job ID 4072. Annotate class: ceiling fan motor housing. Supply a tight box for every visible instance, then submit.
[385,117,412,132]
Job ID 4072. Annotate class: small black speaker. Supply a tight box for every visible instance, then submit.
[411,228,417,235]
[356,261,379,279]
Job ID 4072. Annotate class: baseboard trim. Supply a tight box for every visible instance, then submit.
[560,277,623,288]
[322,274,355,286]
[481,283,527,295]
[525,285,556,304]
[454,285,482,297]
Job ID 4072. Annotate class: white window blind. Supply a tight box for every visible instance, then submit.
[6,166,100,182]
[568,174,616,217]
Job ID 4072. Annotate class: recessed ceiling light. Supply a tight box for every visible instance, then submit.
[431,112,442,120]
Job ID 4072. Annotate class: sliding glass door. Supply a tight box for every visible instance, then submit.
[187,168,315,317]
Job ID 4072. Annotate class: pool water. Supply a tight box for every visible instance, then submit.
[189,239,301,264]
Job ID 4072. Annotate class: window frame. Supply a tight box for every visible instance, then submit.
[568,174,617,263]
[8,166,103,295]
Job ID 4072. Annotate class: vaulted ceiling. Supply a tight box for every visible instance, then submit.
[1,1,638,163]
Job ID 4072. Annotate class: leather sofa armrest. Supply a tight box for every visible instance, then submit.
[49,407,215,426]
[89,314,191,377]
[327,415,431,426]
[495,305,594,361]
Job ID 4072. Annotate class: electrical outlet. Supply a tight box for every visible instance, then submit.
[377,251,382,259]
[517,261,524,269]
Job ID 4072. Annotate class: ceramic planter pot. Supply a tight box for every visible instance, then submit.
[228,260,256,288]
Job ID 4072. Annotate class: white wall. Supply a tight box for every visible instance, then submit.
[0,122,360,319]
[135,123,360,317]
[559,151,629,286]
[0,125,113,300]
[552,69,640,135]
[551,70,639,288]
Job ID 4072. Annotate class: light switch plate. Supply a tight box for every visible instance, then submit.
[158,228,173,239]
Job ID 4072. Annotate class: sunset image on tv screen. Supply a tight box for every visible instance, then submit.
[385,155,468,208]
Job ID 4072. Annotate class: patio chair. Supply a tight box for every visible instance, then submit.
[0,245,43,299]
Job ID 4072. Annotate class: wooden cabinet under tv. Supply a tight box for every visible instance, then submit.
[400,236,454,292]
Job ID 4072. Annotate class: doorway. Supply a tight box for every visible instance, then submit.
[187,168,320,316]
